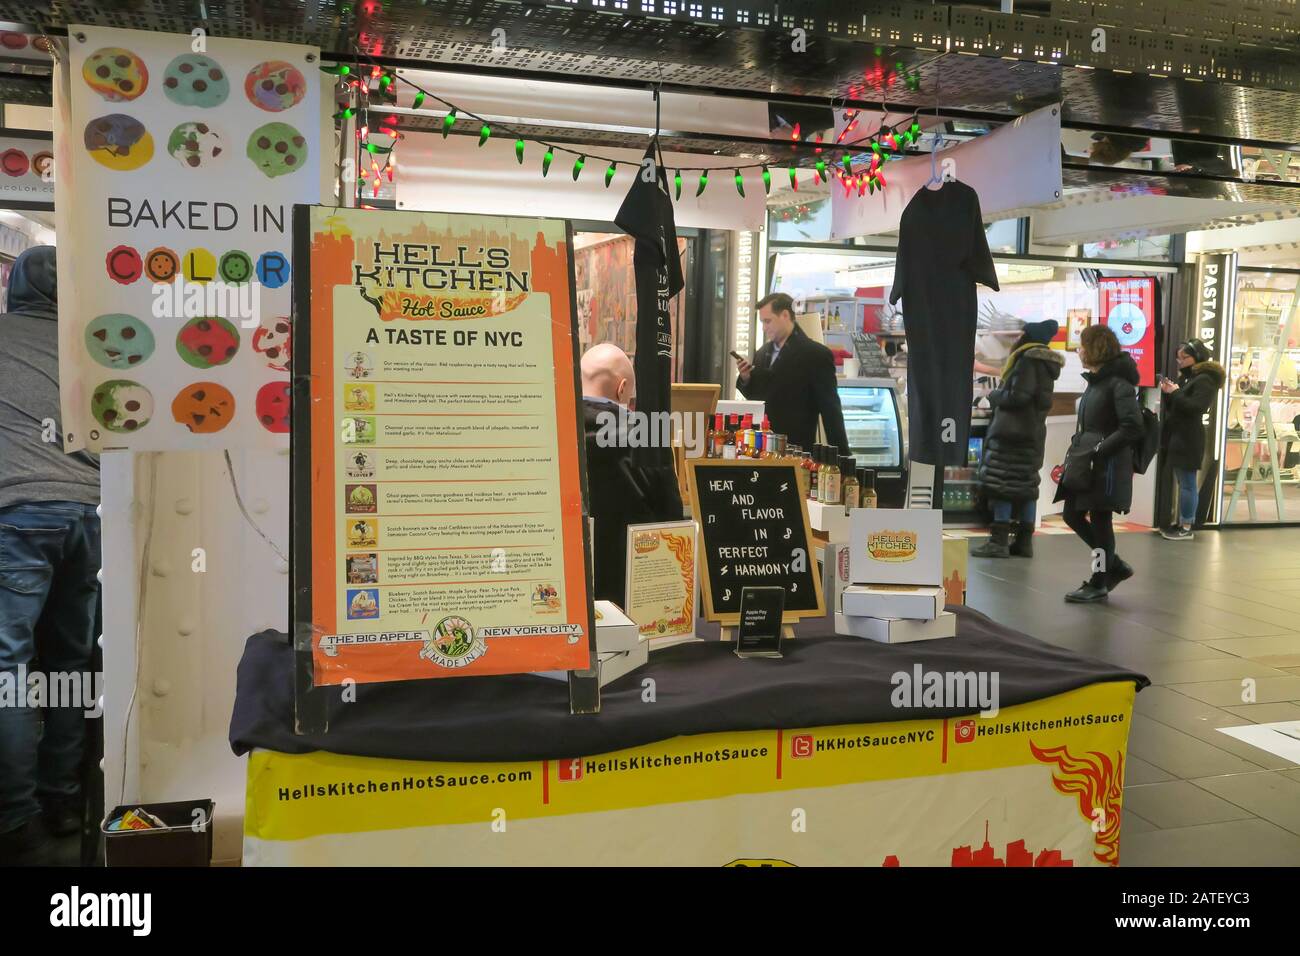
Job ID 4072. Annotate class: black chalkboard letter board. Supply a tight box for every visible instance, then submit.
[687,460,826,625]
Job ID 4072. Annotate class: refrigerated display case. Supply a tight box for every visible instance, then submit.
[836,377,904,468]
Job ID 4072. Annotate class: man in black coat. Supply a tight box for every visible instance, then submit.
[735,292,849,454]
[1159,339,1225,540]
[581,343,681,604]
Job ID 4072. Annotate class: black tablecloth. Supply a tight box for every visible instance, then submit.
[229,606,1148,764]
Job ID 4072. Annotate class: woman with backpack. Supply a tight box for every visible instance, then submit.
[1159,339,1225,541]
[1055,325,1145,603]
[971,320,1065,558]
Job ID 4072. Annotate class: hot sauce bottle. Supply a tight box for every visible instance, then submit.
[840,457,859,514]
[821,447,841,505]
[860,468,878,508]
[808,444,821,500]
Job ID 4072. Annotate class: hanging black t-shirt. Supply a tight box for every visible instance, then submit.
[614,142,685,418]
[889,181,1000,466]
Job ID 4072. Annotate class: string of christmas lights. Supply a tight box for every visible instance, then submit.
[323,58,928,203]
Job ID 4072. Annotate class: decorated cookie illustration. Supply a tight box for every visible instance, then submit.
[171,382,235,434]
[252,315,291,371]
[84,114,153,171]
[246,122,306,178]
[162,54,229,107]
[245,60,306,112]
[91,380,153,433]
[145,247,179,283]
[176,316,240,368]
[255,380,291,433]
[167,121,223,169]
[0,148,28,177]
[218,250,253,284]
[85,314,155,370]
[83,48,148,102]
[31,151,52,178]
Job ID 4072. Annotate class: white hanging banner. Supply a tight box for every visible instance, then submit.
[397,132,767,231]
[58,25,323,451]
[831,103,1062,240]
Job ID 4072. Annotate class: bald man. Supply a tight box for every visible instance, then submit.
[580,343,677,603]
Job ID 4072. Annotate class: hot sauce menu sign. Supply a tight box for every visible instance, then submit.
[1098,276,1157,387]
[293,206,594,684]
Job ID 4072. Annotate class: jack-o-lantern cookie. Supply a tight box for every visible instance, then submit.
[85,314,155,370]
[171,382,235,434]
[162,54,229,107]
[84,114,153,170]
[176,316,240,368]
[83,48,148,102]
[255,380,291,433]
[91,380,153,433]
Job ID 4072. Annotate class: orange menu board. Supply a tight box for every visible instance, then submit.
[292,206,594,687]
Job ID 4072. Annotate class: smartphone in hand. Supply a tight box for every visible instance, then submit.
[730,350,745,362]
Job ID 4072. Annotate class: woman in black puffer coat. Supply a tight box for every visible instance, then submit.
[1055,325,1145,604]
[971,320,1065,559]
[1159,339,1225,540]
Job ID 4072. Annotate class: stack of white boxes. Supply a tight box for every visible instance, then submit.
[536,600,648,686]
[834,508,957,643]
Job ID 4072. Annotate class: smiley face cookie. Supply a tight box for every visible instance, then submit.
[162,54,229,107]
[167,121,223,169]
[246,122,307,178]
[245,60,307,112]
[83,48,148,102]
[85,314,156,370]
[176,316,240,368]
[171,382,236,434]
[91,380,153,433]
[84,114,153,171]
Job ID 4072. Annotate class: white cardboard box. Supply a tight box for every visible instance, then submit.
[849,508,943,587]
[534,641,650,686]
[842,584,945,621]
[593,600,640,652]
[821,540,851,614]
[807,499,850,539]
[835,610,957,644]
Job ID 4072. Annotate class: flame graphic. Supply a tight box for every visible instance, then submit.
[664,532,695,624]
[1030,742,1124,866]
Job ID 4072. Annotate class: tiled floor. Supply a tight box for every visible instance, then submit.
[965,526,1300,867]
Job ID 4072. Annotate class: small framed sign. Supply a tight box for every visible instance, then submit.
[735,586,785,659]
[624,519,698,647]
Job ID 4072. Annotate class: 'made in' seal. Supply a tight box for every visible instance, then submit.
[420,615,487,669]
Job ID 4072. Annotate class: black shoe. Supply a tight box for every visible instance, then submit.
[1160,526,1194,541]
[39,794,82,838]
[1106,556,1134,592]
[1065,580,1109,603]
[970,522,1011,558]
[0,818,51,866]
[1009,521,1034,558]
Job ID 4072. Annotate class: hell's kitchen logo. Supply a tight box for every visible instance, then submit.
[866,530,918,562]
[353,241,530,321]
[633,531,660,554]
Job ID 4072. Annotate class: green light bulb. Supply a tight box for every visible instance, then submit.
[441,109,456,138]
[696,171,708,197]
[734,170,745,198]
[478,124,491,147]
[762,166,771,194]
[542,148,553,177]
[816,159,827,183]
[605,163,616,187]
[572,155,585,181]
[412,90,425,109]
[515,139,525,164]
[674,170,682,200]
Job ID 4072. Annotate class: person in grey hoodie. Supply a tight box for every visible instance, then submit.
[0,246,101,865]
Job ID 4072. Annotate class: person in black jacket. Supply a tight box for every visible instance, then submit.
[736,292,849,454]
[1159,339,1225,541]
[580,343,679,604]
[1055,325,1145,603]
[971,320,1065,559]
